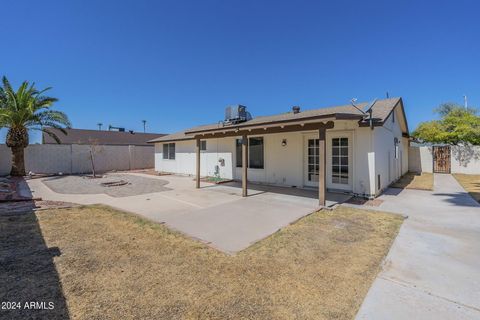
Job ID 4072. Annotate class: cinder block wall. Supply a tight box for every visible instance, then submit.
[451,145,480,174]
[409,145,480,174]
[0,144,154,175]
[408,146,433,173]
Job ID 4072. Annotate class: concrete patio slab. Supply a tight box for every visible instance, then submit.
[27,173,350,253]
[353,174,480,320]
[166,193,317,253]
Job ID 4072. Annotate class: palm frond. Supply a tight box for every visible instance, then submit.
[2,76,13,93]
[36,127,63,144]
[34,96,58,109]
[35,110,72,127]
[0,75,71,141]
[36,87,53,96]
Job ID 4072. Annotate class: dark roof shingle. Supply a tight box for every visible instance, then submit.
[43,128,166,146]
[149,98,404,143]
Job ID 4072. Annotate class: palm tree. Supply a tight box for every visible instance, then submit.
[0,76,71,176]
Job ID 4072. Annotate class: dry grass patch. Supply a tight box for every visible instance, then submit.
[453,174,480,202]
[1,205,403,320]
[391,172,434,190]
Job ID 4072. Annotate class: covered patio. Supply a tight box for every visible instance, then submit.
[189,119,345,207]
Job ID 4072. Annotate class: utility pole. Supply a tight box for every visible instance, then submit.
[142,120,147,133]
[97,123,103,130]
[464,95,468,109]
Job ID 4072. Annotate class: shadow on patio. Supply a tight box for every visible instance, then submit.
[203,180,352,207]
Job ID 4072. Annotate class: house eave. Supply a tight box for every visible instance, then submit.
[151,114,365,143]
[184,113,362,135]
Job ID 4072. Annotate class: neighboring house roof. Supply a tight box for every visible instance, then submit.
[149,97,406,143]
[42,128,167,146]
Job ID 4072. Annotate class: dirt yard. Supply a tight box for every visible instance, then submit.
[453,174,480,202]
[390,172,434,190]
[0,205,403,320]
[42,173,170,197]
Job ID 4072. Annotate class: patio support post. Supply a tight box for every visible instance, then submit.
[242,134,248,197]
[196,138,200,189]
[318,127,326,206]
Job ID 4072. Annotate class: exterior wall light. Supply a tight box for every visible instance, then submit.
[281,139,287,146]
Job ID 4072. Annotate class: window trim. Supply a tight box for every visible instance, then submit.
[331,137,349,185]
[235,136,265,169]
[162,143,176,160]
[235,139,243,168]
[200,140,207,151]
[248,137,264,169]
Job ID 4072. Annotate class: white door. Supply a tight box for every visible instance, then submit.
[326,133,353,191]
[304,136,320,187]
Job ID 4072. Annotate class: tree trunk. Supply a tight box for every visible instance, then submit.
[10,146,26,176]
[6,126,29,177]
[90,150,96,178]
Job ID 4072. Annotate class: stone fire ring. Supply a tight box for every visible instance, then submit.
[100,180,129,187]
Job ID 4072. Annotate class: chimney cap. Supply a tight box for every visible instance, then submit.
[292,106,301,114]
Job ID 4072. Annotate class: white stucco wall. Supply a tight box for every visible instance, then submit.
[0,144,154,175]
[372,106,408,194]
[154,120,377,197]
[155,138,236,179]
[408,146,433,173]
[408,145,480,174]
[401,137,409,174]
[354,127,374,196]
[451,145,480,174]
[0,145,11,176]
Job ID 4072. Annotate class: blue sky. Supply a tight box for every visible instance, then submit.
[1,0,479,143]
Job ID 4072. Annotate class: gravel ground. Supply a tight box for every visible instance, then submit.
[42,174,171,197]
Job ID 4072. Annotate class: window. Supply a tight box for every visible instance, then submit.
[332,138,348,184]
[236,139,243,167]
[307,139,319,181]
[162,143,175,160]
[163,144,168,159]
[200,140,207,151]
[235,137,264,169]
[249,137,264,169]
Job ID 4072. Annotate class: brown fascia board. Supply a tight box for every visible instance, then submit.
[184,113,361,135]
[193,121,335,140]
[397,98,410,133]
[152,113,362,143]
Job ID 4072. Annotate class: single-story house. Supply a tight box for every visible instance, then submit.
[149,97,409,205]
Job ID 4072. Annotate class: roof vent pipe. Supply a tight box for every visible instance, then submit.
[292,106,301,114]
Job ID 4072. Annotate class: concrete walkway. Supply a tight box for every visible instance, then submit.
[27,173,349,254]
[354,174,480,320]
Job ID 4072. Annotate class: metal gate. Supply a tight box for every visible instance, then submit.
[433,146,451,173]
